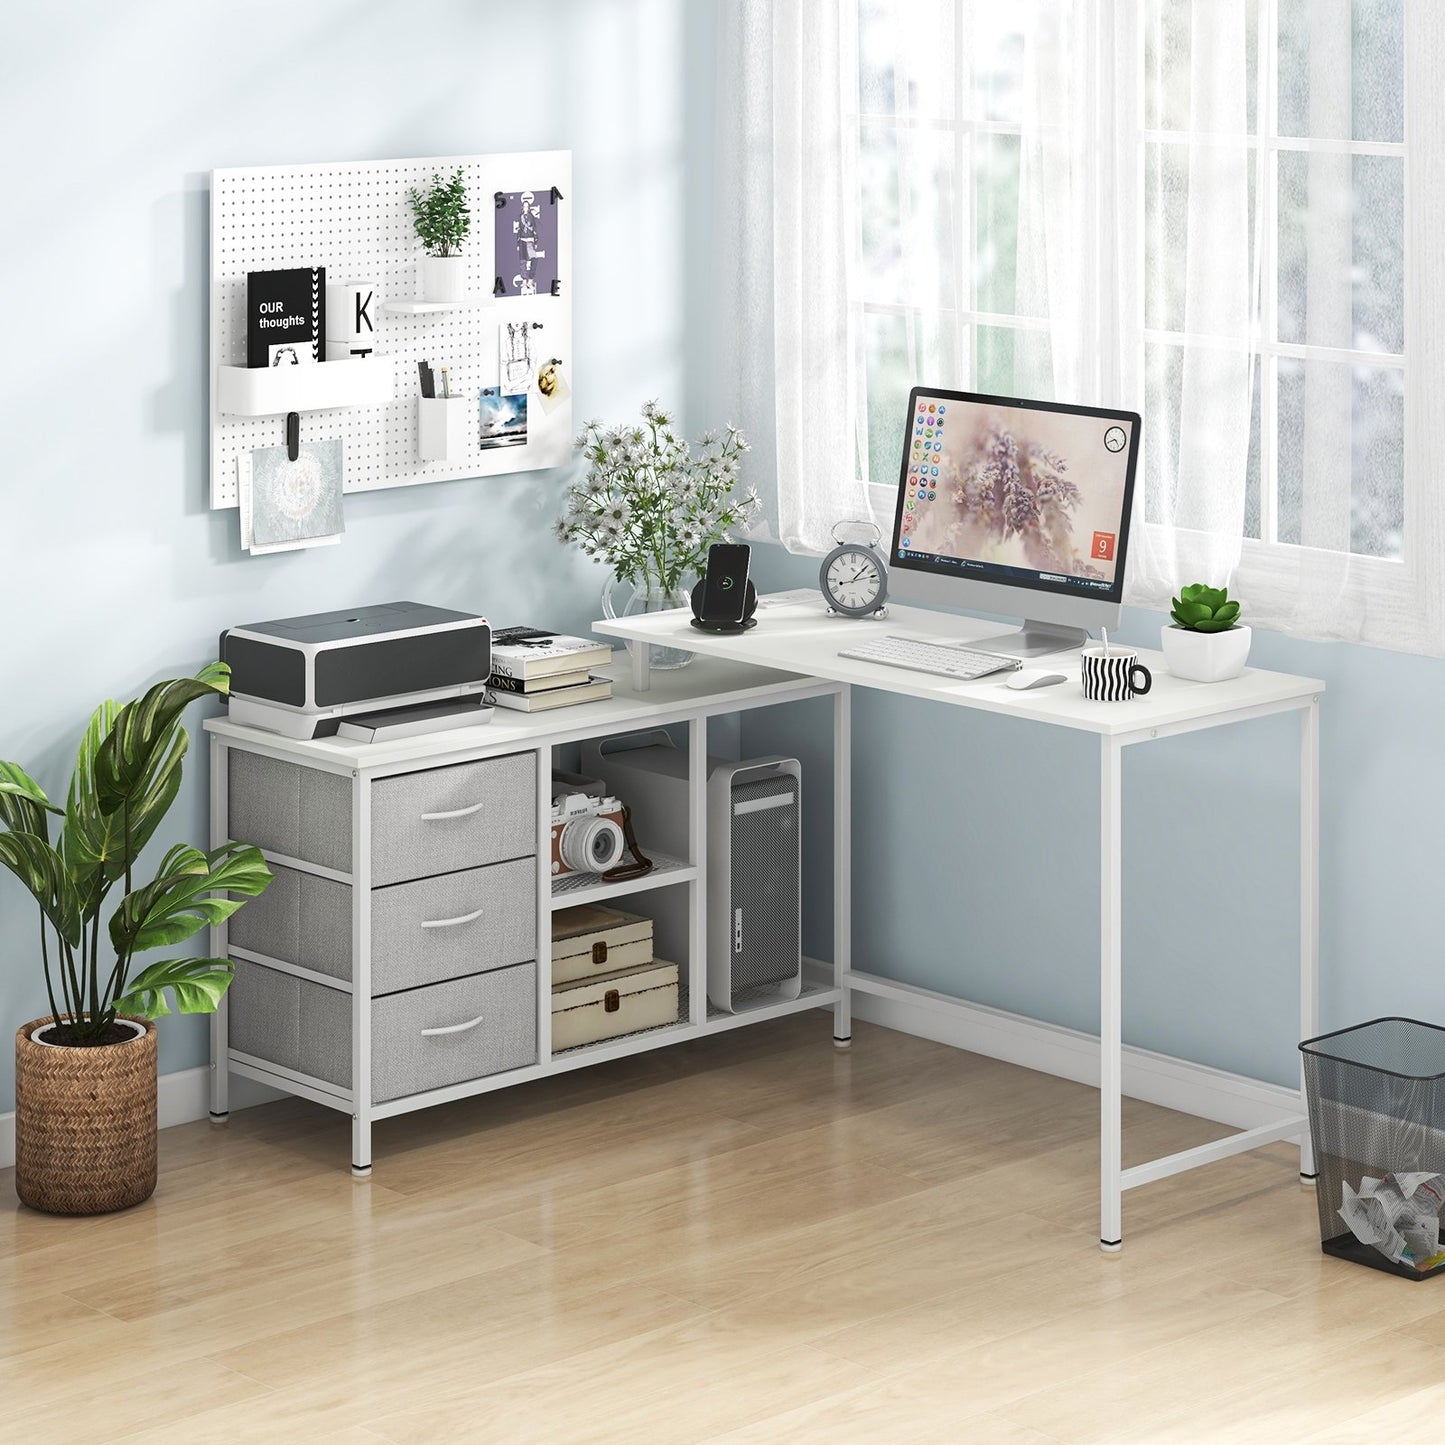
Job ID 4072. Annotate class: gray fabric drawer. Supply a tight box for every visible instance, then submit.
[228,959,537,1102]
[228,751,352,874]
[373,858,536,993]
[228,958,350,1090]
[370,753,536,886]
[226,857,535,994]
[228,863,351,981]
[371,964,537,1102]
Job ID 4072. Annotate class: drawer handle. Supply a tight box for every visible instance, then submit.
[420,906,486,930]
[421,800,486,822]
[421,1013,487,1037]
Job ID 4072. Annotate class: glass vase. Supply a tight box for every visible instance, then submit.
[601,577,695,671]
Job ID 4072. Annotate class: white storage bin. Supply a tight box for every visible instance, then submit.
[418,395,472,462]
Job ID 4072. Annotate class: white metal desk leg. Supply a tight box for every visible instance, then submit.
[209,735,230,1124]
[632,640,652,692]
[1299,698,1320,1180]
[1100,735,1124,1252]
[833,686,852,1049]
[351,770,373,1179]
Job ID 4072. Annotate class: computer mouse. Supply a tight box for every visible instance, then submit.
[1006,669,1069,691]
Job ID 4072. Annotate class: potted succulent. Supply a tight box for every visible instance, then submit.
[0,663,272,1215]
[1160,583,1252,682]
[407,166,471,302]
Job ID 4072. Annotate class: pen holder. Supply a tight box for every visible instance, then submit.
[418,395,471,462]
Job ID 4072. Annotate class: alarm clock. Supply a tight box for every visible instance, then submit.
[819,521,889,618]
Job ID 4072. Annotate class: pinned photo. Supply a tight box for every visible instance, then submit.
[537,357,571,414]
[479,387,528,449]
[243,438,345,550]
[495,188,559,297]
[500,319,533,396]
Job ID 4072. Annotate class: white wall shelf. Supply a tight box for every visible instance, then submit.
[381,299,486,316]
[217,357,395,417]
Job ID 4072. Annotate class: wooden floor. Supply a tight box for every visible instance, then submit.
[2,1015,1436,1442]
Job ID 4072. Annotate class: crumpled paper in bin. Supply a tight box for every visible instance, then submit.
[1339,1172,1445,1271]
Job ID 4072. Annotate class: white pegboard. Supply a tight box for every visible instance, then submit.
[209,151,572,510]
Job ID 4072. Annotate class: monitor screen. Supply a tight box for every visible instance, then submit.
[891,388,1140,606]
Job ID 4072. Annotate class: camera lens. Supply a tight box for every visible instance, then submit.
[560,816,625,874]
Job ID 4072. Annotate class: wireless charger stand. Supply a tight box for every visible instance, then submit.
[689,579,758,634]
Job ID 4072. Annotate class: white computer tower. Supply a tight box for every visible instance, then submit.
[581,739,802,1014]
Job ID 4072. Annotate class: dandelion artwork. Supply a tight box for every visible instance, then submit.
[906,405,1129,583]
[556,402,762,597]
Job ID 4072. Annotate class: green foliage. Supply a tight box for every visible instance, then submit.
[0,665,273,1045]
[407,168,471,257]
[557,402,762,594]
[1170,583,1243,633]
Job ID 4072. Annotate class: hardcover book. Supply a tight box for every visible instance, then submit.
[247,267,326,367]
[489,627,612,681]
[486,668,592,695]
[486,677,612,712]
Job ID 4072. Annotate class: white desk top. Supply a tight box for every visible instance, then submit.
[203,655,830,772]
[595,593,1325,737]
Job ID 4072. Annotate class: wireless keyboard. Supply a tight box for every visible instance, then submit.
[838,635,1023,681]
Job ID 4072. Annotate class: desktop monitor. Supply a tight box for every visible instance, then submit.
[888,387,1141,657]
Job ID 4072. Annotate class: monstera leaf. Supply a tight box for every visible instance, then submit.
[109,841,272,958]
[114,957,236,1019]
[0,830,81,946]
[0,762,63,839]
[93,663,229,819]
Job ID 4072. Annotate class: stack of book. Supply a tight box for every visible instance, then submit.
[486,627,614,712]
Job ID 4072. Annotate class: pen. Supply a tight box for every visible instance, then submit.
[439,366,451,399]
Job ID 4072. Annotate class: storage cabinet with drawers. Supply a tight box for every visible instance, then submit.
[206,659,848,1175]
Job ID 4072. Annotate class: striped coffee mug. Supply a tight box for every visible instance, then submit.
[1081,646,1152,701]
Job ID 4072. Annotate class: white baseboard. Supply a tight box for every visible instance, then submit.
[0,1068,284,1171]
[3,981,1299,1172]
[849,977,1302,1131]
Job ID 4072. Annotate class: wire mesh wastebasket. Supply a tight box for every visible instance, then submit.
[1300,1018,1445,1280]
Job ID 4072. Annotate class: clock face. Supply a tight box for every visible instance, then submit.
[1104,425,1127,453]
[823,547,885,614]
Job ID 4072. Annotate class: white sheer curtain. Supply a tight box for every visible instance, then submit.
[716,0,1445,655]
[715,0,867,552]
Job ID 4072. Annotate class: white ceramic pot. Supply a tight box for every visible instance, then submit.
[1160,624,1252,682]
[419,255,466,303]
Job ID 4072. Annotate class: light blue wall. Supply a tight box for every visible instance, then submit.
[742,546,1445,1090]
[0,0,702,1111]
[6,0,1435,1116]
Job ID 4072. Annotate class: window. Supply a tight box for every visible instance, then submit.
[853,0,1407,566]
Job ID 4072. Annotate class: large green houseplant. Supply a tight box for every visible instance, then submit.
[0,662,272,1214]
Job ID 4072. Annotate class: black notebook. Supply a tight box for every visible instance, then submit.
[247,267,325,368]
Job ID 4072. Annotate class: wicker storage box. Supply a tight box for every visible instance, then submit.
[551,960,679,1051]
[550,904,653,986]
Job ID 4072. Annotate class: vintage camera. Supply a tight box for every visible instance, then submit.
[550,772,628,877]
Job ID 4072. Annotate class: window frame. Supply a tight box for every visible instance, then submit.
[851,0,1412,605]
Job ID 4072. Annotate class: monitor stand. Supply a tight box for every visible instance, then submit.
[970,620,1089,660]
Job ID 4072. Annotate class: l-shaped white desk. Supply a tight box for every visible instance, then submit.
[596,595,1324,1251]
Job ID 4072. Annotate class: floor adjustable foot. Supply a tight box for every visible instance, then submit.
[208,1111,229,1126]
[832,1035,852,1051]
[351,1165,372,1180]
[1100,1238,1123,1254]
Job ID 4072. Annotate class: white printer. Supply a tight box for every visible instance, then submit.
[220,602,491,738]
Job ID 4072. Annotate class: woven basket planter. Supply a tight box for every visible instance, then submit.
[14,1016,158,1215]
